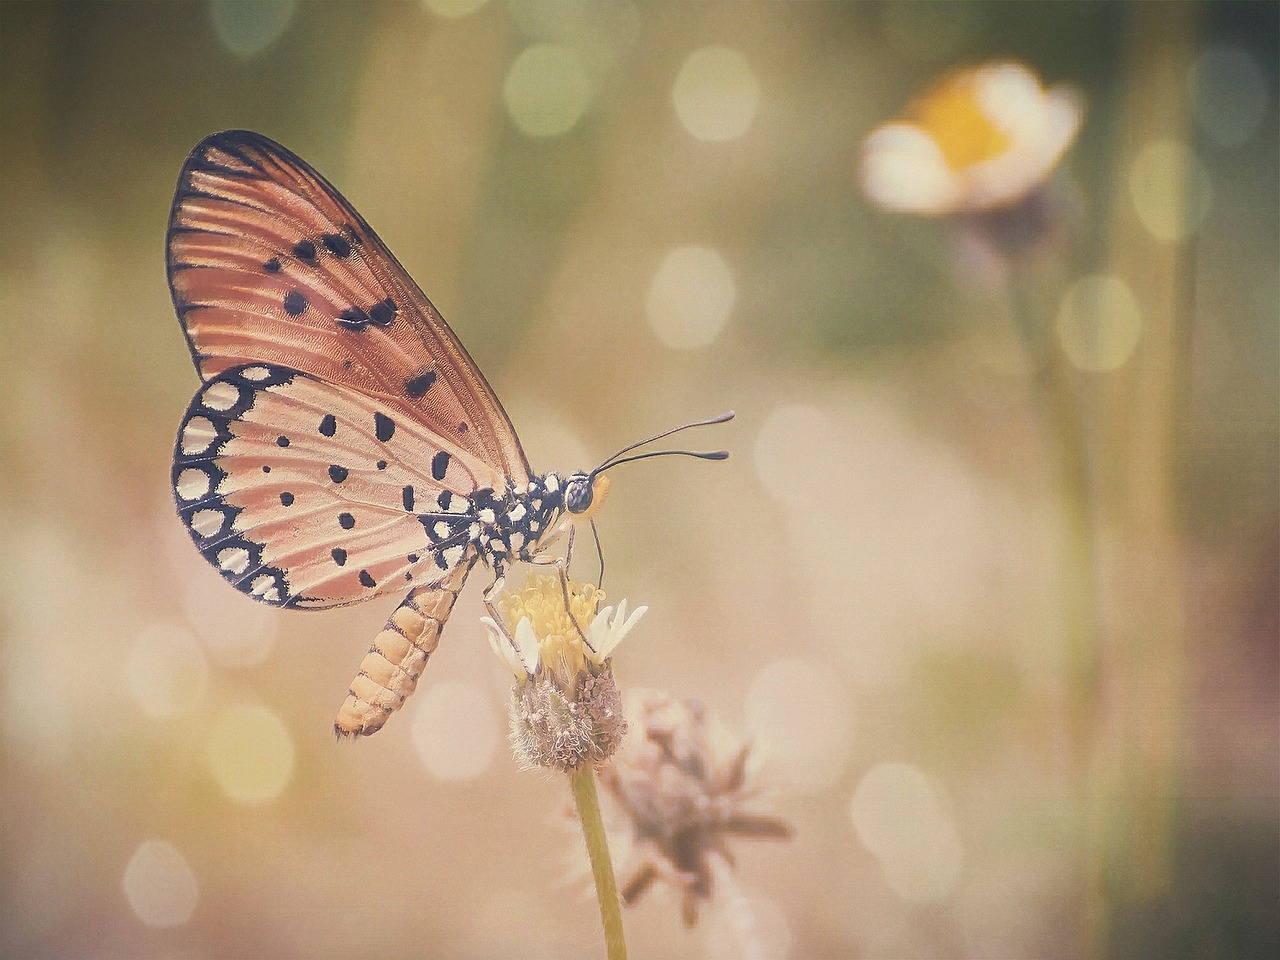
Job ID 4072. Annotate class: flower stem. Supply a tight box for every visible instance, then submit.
[570,766,628,960]
[1006,266,1103,955]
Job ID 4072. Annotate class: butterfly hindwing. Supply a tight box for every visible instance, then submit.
[173,363,484,609]
[167,129,530,492]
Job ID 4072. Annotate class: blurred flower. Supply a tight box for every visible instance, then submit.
[482,574,640,771]
[599,692,792,927]
[861,60,1083,216]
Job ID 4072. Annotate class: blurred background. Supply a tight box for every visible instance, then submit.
[1,1,1276,958]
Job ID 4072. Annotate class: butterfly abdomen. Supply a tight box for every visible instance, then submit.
[335,561,473,738]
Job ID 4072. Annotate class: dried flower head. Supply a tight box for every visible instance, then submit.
[598,691,792,927]
[482,573,643,772]
[861,60,1083,215]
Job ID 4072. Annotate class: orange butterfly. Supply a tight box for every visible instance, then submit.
[168,131,730,737]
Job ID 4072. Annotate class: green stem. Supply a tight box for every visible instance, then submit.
[1007,267,1103,955]
[570,766,628,960]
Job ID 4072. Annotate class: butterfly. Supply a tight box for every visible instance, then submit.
[168,130,732,738]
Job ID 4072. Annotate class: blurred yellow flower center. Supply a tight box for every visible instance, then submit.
[499,574,602,679]
[909,72,1012,171]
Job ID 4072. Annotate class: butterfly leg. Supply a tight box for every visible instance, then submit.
[482,576,515,645]
[334,561,472,738]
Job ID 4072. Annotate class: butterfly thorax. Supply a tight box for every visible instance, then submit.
[450,472,568,578]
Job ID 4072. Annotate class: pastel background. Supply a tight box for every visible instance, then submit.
[1,2,1275,958]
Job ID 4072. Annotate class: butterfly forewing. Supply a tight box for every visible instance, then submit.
[168,130,530,491]
[173,364,483,609]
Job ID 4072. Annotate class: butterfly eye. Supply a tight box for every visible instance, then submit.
[564,475,594,514]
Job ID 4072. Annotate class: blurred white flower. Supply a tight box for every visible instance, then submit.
[861,60,1083,215]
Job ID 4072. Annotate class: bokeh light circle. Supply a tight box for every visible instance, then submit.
[745,658,855,794]
[182,573,278,667]
[208,0,295,58]
[1190,44,1270,148]
[1056,273,1143,373]
[122,840,199,928]
[752,404,844,506]
[673,46,760,142]
[205,703,295,804]
[503,44,593,137]
[850,762,963,903]
[1128,139,1213,242]
[126,623,209,720]
[411,680,500,781]
[646,245,736,349]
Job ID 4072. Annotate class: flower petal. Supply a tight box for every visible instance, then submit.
[482,616,525,678]
[512,617,541,674]
[861,122,960,214]
[619,602,648,636]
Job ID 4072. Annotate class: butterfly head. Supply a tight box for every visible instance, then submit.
[564,471,611,521]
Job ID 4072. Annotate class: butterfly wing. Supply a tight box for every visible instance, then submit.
[173,363,485,609]
[167,129,530,491]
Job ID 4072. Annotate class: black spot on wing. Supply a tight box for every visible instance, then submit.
[329,464,349,483]
[432,451,450,481]
[338,512,355,530]
[322,233,352,258]
[283,291,306,316]
[331,548,347,567]
[337,307,369,330]
[369,297,396,326]
[319,414,337,437]
[374,412,395,443]
[402,485,414,511]
[405,370,436,398]
[280,492,294,506]
[263,257,282,272]
[359,570,376,588]
[292,239,317,262]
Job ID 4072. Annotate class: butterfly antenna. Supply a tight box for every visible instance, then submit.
[593,410,735,475]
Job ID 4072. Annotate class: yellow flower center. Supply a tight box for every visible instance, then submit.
[908,70,1012,172]
[499,574,603,681]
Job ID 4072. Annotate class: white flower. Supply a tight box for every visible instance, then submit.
[584,599,648,665]
[482,574,638,771]
[482,574,645,682]
[861,60,1083,215]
